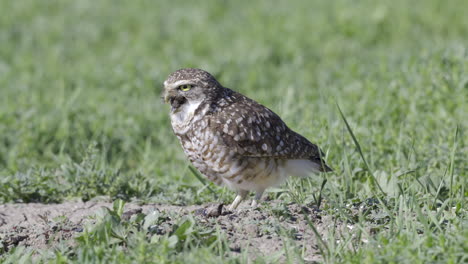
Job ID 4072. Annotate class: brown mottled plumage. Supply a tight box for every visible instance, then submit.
[163,68,332,210]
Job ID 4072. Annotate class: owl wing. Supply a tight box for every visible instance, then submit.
[211,91,327,165]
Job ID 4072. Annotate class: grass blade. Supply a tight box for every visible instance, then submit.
[336,103,386,196]
[188,166,218,198]
[448,125,459,201]
[312,178,328,209]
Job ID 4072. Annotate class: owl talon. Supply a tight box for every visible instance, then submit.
[250,190,264,208]
[229,190,249,210]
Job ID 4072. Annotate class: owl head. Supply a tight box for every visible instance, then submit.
[162,68,221,111]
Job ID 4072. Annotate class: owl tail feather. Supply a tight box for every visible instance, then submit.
[285,159,331,178]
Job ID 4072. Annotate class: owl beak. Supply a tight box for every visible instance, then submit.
[162,89,174,104]
[169,96,187,112]
[162,94,169,104]
[162,89,186,111]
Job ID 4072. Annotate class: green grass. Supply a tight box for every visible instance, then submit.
[0,0,467,263]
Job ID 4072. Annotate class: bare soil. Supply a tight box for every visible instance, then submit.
[0,200,354,262]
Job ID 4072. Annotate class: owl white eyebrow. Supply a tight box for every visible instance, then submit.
[168,80,196,89]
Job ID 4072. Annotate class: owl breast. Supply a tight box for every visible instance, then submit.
[175,115,290,192]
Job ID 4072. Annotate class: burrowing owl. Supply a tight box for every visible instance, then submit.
[163,68,332,210]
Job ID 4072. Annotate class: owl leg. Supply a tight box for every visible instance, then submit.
[229,190,249,210]
[251,190,264,207]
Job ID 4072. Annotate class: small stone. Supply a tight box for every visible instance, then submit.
[194,203,224,218]
[229,242,241,252]
[72,227,84,232]
[121,208,142,221]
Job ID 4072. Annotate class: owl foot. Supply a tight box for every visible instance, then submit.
[228,190,249,210]
[250,190,264,208]
[251,200,258,207]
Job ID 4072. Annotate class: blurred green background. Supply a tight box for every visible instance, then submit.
[0,0,467,262]
[0,0,466,203]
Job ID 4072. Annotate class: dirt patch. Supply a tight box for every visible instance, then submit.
[0,200,355,261]
[194,202,333,262]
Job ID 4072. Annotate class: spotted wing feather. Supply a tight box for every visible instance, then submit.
[210,90,329,170]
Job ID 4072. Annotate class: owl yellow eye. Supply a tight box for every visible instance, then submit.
[179,85,193,91]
